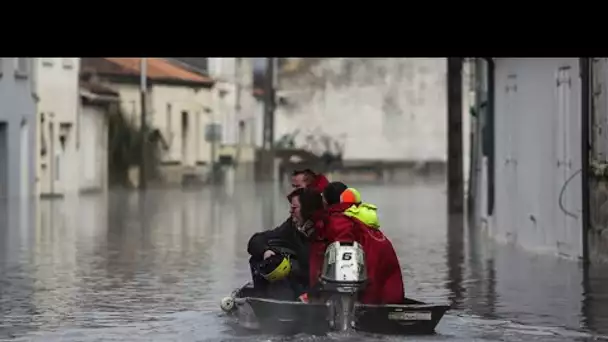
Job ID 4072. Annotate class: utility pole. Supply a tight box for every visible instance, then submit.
[234,58,243,166]
[447,57,464,215]
[261,57,276,181]
[580,57,591,265]
[139,57,148,191]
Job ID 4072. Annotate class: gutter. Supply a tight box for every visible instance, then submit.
[79,89,120,104]
[90,72,215,89]
[482,57,495,217]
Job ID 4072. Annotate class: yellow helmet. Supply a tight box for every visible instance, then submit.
[259,254,292,282]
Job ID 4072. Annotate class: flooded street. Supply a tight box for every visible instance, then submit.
[1,177,608,341]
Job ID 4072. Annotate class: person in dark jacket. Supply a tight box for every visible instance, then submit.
[247,169,329,298]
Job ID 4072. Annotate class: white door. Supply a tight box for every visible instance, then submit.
[561,64,582,255]
[82,111,97,187]
[504,72,519,240]
[20,119,29,198]
[49,121,56,195]
[555,64,580,255]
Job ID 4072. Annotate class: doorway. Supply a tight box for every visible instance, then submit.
[0,122,7,198]
[181,111,189,165]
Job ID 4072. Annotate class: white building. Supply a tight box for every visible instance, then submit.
[0,57,37,199]
[274,58,472,178]
[172,58,261,181]
[80,58,216,185]
[206,58,259,166]
[36,58,80,197]
[206,58,258,147]
[78,81,119,192]
[470,58,584,260]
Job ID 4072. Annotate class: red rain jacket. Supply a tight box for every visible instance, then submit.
[309,202,405,305]
[309,174,329,194]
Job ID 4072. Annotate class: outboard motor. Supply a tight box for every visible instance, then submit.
[318,241,367,332]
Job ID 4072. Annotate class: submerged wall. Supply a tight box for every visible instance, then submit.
[275,58,471,178]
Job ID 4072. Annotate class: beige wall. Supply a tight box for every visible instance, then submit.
[150,84,213,166]
[36,58,81,196]
[113,83,143,126]
[110,82,214,166]
[79,103,108,192]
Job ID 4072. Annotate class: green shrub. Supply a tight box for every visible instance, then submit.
[107,104,162,188]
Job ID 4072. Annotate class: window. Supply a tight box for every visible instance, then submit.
[62,58,73,70]
[15,58,28,78]
[40,113,47,157]
[55,154,60,181]
[130,101,136,117]
[166,103,172,136]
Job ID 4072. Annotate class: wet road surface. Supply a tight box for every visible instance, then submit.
[1,177,608,341]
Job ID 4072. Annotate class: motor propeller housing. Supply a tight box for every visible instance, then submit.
[319,241,367,293]
[318,241,368,332]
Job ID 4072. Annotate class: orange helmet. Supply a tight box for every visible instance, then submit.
[340,188,362,204]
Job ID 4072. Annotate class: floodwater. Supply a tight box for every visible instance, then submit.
[1,176,608,341]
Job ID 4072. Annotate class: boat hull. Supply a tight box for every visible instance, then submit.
[222,283,449,335]
[354,302,449,335]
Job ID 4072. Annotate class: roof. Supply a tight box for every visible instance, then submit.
[171,58,209,74]
[81,58,214,87]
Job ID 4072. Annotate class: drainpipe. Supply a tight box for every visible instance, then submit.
[483,58,495,217]
[580,57,591,265]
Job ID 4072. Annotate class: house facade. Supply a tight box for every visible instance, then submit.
[80,58,216,186]
[36,58,81,197]
[470,58,585,260]
[0,57,37,199]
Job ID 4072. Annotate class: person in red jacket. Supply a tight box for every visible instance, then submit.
[314,182,405,305]
[290,168,329,193]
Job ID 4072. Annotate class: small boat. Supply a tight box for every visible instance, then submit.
[221,242,450,335]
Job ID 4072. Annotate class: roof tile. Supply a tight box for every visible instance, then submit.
[82,58,214,85]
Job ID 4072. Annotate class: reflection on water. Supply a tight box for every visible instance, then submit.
[0,179,608,341]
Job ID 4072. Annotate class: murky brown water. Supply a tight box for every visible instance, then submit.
[1,176,608,341]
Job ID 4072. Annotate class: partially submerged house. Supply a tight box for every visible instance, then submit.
[36,58,80,197]
[80,58,216,186]
[0,57,37,199]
